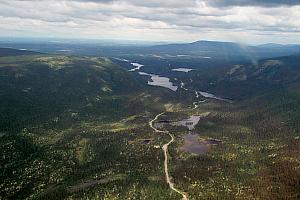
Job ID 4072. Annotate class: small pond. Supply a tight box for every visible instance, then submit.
[181,134,222,155]
[181,134,209,155]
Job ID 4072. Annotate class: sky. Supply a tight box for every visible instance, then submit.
[0,0,300,44]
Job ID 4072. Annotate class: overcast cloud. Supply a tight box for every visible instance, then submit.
[0,0,299,44]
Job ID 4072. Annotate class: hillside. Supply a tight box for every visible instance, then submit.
[0,53,184,200]
[0,55,150,132]
[190,54,300,132]
[226,54,300,84]
[182,54,300,100]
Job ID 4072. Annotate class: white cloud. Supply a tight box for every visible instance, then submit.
[0,0,299,43]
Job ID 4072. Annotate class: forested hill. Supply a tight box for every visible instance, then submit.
[195,53,300,100]
[0,52,181,200]
[0,55,147,132]
[226,54,300,84]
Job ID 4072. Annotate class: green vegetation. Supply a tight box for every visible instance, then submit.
[0,54,185,199]
[166,96,300,199]
[0,55,156,132]
[0,52,299,199]
[157,54,300,199]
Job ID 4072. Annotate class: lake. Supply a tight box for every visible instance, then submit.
[175,115,201,130]
[181,134,209,155]
[181,134,222,155]
[198,91,233,103]
[172,68,194,73]
[129,63,144,71]
[139,72,178,91]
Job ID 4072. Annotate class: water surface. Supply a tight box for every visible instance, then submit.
[181,135,222,155]
[139,72,178,91]
[181,134,209,155]
[198,91,233,103]
[172,68,194,73]
[175,115,201,130]
[129,63,144,71]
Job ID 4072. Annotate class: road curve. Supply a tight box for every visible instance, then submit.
[149,112,188,200]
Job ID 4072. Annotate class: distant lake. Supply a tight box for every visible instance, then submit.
[172,68,194,73]
[198,91,233,103]
[175,115,201,130]
[56,49,72,52]
[129,63,144,71]
[139,72,178,91]
[125,61,177,91]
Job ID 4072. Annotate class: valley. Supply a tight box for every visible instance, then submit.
[0,45,299,200]
[1,1,300,199]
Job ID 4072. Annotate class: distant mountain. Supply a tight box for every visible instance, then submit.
[149,40,300,59]
[256,43,286,48]
[256,43,300,49]
[118,40,300,66]
[251,44,300,59]
[146,40,254,57]
[0,47,41,56]
[155,40,244,50]
[1,40,300,65]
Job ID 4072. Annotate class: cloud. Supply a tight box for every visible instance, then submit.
[206,0,300,7]
[0,0,300,43]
